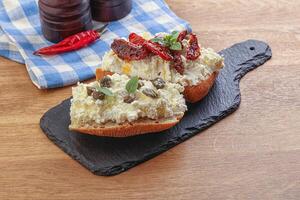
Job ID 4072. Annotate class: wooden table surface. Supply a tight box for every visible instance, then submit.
[1,0,300,199]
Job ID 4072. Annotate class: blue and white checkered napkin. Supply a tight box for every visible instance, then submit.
[0,0,191,89]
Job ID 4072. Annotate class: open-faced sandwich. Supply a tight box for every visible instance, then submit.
[69,73,187,137]
[97,31,224,103]
[70,30,224,137]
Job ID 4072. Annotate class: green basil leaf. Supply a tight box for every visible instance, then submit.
[162,37,169,45]
[171,31,180,40]
[170,42,182,51]
[126,76,139,94]
[170,37,177,43]
[96,86,114,96]
[171,30,179,35]
[164,35,172,42]
[150,37,164,43]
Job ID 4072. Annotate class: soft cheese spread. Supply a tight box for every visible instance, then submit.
[70,74,187,128]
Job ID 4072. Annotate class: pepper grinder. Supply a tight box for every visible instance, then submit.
[38,0,93,43]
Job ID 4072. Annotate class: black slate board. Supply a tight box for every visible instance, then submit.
[40,40,272,176]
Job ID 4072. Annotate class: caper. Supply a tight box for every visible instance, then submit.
[137,80,144,89]
[142,88,159,98]
[123,94,136,103]
[92,91,105,100]
[152,77,166,89]
[100,76,112,88]
[86,86,95,96]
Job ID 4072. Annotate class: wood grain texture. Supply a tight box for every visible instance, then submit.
[0,0,299,199]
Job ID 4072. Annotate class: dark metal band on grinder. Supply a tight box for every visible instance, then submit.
[91,0,132,22]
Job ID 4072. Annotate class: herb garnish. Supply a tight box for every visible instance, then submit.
[126,76,139,94]
[95,85,114,96]
[150,31,182,51]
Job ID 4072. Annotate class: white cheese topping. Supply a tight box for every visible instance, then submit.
[101,33,224,86]
[102,51,172,81]
[172,47,224,86]
[70,74,187,127]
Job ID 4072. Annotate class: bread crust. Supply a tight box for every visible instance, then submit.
[70,117,181,137]
[183,72,218,103]
[96,69,113,80]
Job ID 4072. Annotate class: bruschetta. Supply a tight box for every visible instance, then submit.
[98,31,224,103]
[69,73,187,137]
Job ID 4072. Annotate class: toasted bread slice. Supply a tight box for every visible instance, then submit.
[70,73,187,137]
[183,72,218,103]
[96,68,219,103]
[70,116,182,137]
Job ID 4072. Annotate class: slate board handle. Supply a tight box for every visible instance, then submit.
[219,40,272,81]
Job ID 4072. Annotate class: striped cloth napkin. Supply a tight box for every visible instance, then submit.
[0,0,191,89]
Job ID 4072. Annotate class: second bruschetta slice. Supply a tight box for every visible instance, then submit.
[98,31,224,103]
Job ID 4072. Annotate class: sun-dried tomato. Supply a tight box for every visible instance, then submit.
[144,41,173,61]
[171,51,184,75]
[129,33,147,45]
[177,30,188,42]
[111,39,149,61]
[129,33,173,61]
[186,33,201,60]
[113,32,200,65]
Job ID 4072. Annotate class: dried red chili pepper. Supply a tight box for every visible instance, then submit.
[111,39,149,60]
[186,33,201,60]
[34,24,108,56]
[34,30,101,56]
